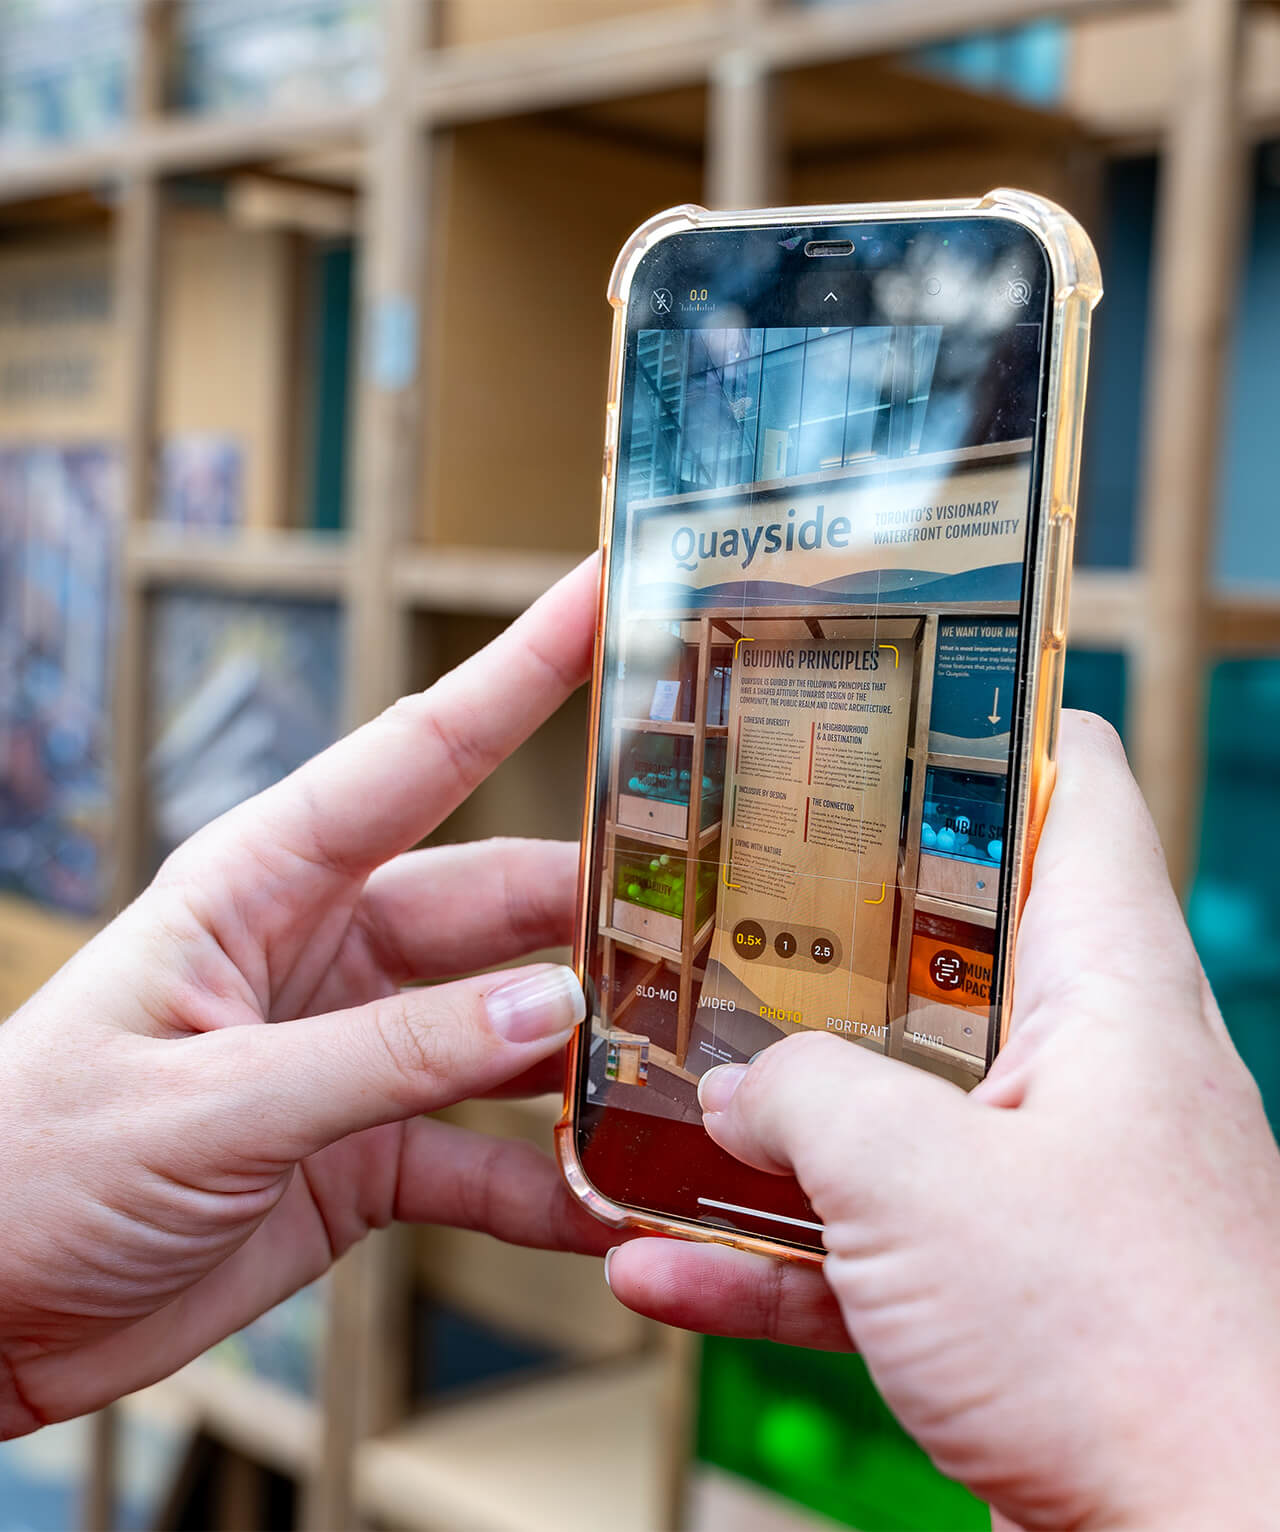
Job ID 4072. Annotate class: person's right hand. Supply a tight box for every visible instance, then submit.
[609,713,1280,1531]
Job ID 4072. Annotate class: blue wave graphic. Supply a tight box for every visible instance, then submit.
[632,563,1024,609]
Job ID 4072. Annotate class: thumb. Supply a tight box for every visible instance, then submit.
[698,1030,982,1233]
[192,963,584,1164]
[1013,711,1202,1032]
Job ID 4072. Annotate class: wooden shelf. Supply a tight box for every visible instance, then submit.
[599,912,716,965]
[901,1033,986,1078]
[414,6,721,123]
[614,718,729,738]
[128,526,350,597]
[120,1358,320,1480]
[393,546,581,615]
[615,718,697,735]
[353,1359,670,1532]
[1069,568,1144,649]
[1067,572,1280,655]
[919,750,1011,774]
[0,893,100,1020]
[1209,585,1280,655]
[0,101,369,207]
[913,891,998,928]
[606,816,723,854]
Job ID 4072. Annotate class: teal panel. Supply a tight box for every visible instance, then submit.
[697,1337,989,1531]
[308,242,354,532]
[1076,157,1155,570]
[1061,649,1126,739]
[911,20,1065,106]
[1188,659,1280,1131]
[1217,144,1280,586]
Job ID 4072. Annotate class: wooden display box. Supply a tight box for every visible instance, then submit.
[611,895,685,954]
[616,791,691,840]
[0,211,302,531]
[917,849,1000,910]
[609,838,716,958]
[906,994,987,1059]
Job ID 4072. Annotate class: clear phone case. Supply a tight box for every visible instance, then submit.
[557,190,1101,1264]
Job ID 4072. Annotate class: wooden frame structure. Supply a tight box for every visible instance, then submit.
[599,612,724,1076]
[0,0,1276,1527]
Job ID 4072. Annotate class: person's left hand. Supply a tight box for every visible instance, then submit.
[0,559,619,1434]
[0,553,857,1439]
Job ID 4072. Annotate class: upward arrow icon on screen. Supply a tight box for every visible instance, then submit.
[823,291,838,302]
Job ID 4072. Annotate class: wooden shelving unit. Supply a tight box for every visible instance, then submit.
[598,613,726,1068]
[1,0,1277,1528]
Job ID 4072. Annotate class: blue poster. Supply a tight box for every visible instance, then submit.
[929,619,1018,757]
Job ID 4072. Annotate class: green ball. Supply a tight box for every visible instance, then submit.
[626,882,641,900]
[659,854,670,866]
[650,859,661,872]
[756,1398,842,1485]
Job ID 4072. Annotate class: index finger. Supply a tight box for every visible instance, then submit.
[190,554,599,883]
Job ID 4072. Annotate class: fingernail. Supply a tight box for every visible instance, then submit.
[485,965,586,1044]
[698,1063,748,1115]
[604,1245,620,1291]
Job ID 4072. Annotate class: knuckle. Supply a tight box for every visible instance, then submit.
[500,842,574,951]
[371,992,453,1099]
[382,689,490,787]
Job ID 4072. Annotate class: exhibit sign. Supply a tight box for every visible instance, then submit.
[628,444,1032,609]
[929,618,1019,758]
[691,620,916,1071]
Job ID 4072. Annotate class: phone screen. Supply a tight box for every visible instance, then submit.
[573,215,1054,1252]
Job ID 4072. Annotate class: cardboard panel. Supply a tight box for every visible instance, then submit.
[423,118,702,553]
[0,212,297,531]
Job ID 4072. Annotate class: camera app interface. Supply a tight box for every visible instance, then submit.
[581,219,1051,1132]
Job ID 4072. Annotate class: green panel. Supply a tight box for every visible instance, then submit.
[1188,659,1280,1132]
[697,1338,988,1531]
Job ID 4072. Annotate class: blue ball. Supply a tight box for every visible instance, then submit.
[987,838,1003,863]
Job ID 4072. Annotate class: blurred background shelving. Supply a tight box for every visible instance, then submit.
[1,0,1278,1528]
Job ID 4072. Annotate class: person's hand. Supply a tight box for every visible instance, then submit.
[608,714,1280,1531]
[0,558,615,1435]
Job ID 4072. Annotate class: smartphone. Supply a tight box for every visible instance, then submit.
[557,191,1100,1263]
